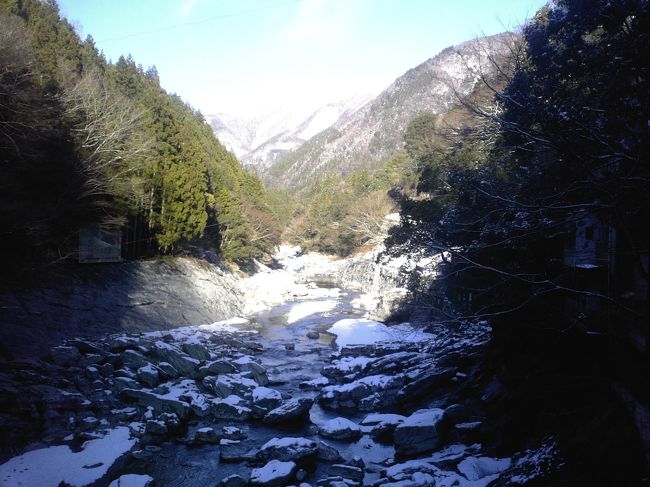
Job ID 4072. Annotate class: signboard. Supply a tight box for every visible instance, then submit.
[79,228,122,263]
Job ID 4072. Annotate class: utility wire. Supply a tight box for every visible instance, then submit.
[97,0,304,44]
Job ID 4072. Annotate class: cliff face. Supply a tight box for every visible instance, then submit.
[0,258,246,359]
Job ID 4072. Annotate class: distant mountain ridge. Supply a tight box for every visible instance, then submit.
[206,94,371,170]
[261,32,515,191]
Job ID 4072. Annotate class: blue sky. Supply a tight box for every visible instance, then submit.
[58,0,548,118]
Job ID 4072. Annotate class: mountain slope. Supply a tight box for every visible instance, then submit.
[207,95,371,170]
[264,33,514,191]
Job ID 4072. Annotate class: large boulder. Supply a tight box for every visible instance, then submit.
[203,374,257,399]
[150,341,200,378]
[181,342,211,361]
[252,387,283,413]
[119,388,191,420]
[211,396,252,421]
[199,360,237,377]
[136,364,160,388]
[457,456,512,481]
[257,437,319,463]
[319,417,362,441]
[263,397,313,424]
[120,350,150,370]
[393,408,444,457]
[233,356,268,383]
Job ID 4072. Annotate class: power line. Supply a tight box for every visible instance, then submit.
[97,0,304,44]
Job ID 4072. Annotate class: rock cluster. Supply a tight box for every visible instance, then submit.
[0,313,531,486]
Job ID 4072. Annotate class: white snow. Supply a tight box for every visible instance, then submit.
[250,459,296,483]
[330,355,375,373]
[253,386,282,402]
[361,413,406,426]
[0,427,136,487]
[286,299,338,324]
[401,408,444,427]
[240,246,343,314]
[320,417,361,435]
[108,474,154,487]
[261,437,315,450]
[327,318,434,348]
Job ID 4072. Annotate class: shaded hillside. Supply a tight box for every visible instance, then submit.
[0,0,282,267]
[265,32,516,192]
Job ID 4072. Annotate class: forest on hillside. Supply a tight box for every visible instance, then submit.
[0,0,292,269]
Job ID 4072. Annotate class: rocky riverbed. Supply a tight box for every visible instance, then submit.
[0,248,561,486]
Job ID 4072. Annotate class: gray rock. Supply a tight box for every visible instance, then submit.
[78,353,104,367]
[193,427,219,444]
[211,398,252,421]
[442,403,471,425]
[397,368,455,403]
[145,419,168,436]
[318,441,344,463]
[263,397,313,424]
[85,366,101,380]
[203,374,258,398]
[199,359,237,377]
[159,412,182,434]
[109,336,138,352]
[50,346,81,366]
[319,417,362,441]
[393,408,444,457]
[252,387,283,412]
[113,368,137,379]
[136,364,160,388]
[257,437,318,463]
[156,361,178,379]
[69,339,104,355]
[99,363,114,377]
[150,341,200,378]
[329,464,364,482]
[222,426,247,440]
[120,388,191,419]
[219,440,258,462]
[233,357,269,386]
[113,376,142,391]
[250,460,296,486]
[306,331,320,339]
[121,350,150,370]
[181,342,211,361]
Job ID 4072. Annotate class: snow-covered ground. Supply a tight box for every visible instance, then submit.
[240,245,343,314]
[0,427,136,487]
[327,318,435,348]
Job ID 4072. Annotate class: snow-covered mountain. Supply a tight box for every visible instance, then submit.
[206,94,372,170]
[263,33,515,191]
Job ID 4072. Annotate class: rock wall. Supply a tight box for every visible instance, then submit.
[0,257,246,359]
[337,244,443,322]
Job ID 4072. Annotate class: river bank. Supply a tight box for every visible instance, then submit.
[0,246,563,486]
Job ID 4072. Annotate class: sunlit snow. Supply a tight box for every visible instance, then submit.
[0,427,135,487]
[327,318,434,348]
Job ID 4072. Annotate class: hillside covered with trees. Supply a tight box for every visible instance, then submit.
[379,0,649,482]
[0,0,287,269]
